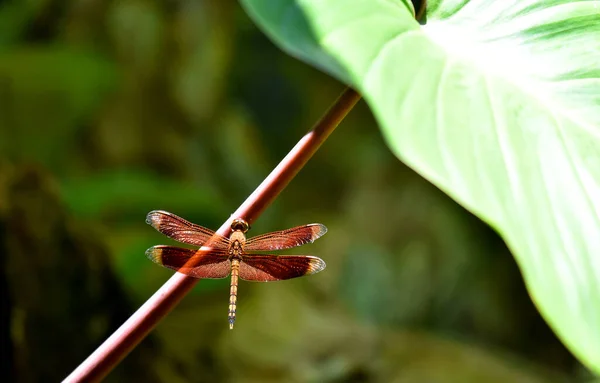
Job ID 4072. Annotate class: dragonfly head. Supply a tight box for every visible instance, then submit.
[231,218,249,233]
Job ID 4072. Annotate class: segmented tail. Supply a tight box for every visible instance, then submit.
[228,259,240,329]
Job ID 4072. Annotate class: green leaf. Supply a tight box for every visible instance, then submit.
[241,0,600,373]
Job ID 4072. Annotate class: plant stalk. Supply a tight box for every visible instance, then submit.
[63,86,361,383]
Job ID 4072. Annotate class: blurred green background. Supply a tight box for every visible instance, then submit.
[0,1,595,382]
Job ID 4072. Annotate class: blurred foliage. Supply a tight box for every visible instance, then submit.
[0,0,594,382]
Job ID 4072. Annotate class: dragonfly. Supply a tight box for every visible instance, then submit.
[145,210,327,329]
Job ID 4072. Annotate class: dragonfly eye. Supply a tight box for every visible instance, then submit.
[231,218,249,233]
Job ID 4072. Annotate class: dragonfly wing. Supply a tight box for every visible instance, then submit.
[244,224,327,251]
[239,255,326,282]
[146,210,229,249]
[146,245,230,279]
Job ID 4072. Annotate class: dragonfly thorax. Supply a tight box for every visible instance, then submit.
[228,231,246,259]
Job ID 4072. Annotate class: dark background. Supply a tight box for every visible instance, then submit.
[0,1,593,382]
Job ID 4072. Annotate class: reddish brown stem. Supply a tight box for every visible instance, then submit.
[64,87,361,383]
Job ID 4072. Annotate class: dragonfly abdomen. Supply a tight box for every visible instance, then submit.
[228,259,240,329]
